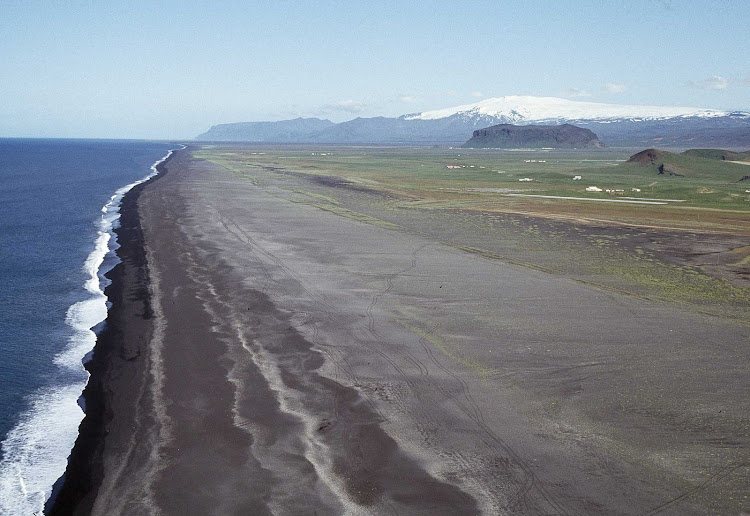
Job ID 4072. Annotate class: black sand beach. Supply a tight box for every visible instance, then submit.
[50,149,750,515]
[48,159,167,515]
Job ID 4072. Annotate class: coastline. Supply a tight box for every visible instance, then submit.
[45,146,749,514]
[46,153,173,514]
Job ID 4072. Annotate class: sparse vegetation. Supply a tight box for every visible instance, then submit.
[682,148,750,162]
[193,145,750,319]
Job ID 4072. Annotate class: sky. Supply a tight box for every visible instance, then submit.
[1,0,749,139]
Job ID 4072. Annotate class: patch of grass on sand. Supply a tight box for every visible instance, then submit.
[199,146,750,233]
[728,246,750,267]
[192,150,266,182]
[305,203,401,230]
[190,145,750,319]
[595,261,750,308]
[453,245,558,274]
[399,321,494,379]
[289,189,340,205]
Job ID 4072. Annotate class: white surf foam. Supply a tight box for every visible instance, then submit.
[0,147,179,515]
[0,386,85,515]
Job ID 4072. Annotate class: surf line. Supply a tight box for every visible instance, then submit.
[0,145,182,516]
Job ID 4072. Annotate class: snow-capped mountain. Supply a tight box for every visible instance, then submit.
[196,96,750,147]
[403,95,733,123]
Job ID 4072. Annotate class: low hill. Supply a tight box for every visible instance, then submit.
[627,148,668,166]
[626,148,750,181]
[682,149,750,161]
[462,123,602,148]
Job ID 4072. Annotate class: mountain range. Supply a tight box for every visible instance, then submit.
[195,95,750,147]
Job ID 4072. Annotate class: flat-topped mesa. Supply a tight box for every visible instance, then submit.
[462,123,603,148]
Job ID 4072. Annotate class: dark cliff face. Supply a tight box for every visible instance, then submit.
[462,123,603,148]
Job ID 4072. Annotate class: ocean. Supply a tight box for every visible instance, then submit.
[0,139,174,514]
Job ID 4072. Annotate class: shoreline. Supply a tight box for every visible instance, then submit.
[46,154,173,514]
[45,146,750,514]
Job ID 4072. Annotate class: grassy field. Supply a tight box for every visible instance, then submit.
[191,145,750,319]
[194,145,750,234]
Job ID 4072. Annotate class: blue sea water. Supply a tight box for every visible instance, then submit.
[0,139,174,514]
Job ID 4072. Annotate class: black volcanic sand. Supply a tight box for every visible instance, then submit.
[48,161,165,515]
[52,150,750,515]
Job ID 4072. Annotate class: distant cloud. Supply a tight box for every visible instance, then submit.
[320,99,366,114]
[470,91,484,98]
[398,95,418,103]
[562,88,591,98]
[691,74,729,90]
[604,82,627,94]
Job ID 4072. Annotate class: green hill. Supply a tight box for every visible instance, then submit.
[545,148,750,209]
[681,148,750,161]
[624,148,750,181]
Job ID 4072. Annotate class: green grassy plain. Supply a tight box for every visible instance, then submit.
[682,148,750,162]
[194,146,750,233]
[191,145,750,319]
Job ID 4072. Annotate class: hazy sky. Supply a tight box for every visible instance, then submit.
[2,0,749,139]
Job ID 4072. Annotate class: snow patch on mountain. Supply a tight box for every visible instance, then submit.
[403,95,733,122]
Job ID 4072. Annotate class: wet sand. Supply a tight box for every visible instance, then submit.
[53,149,749,514]
[48,164,161,515]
